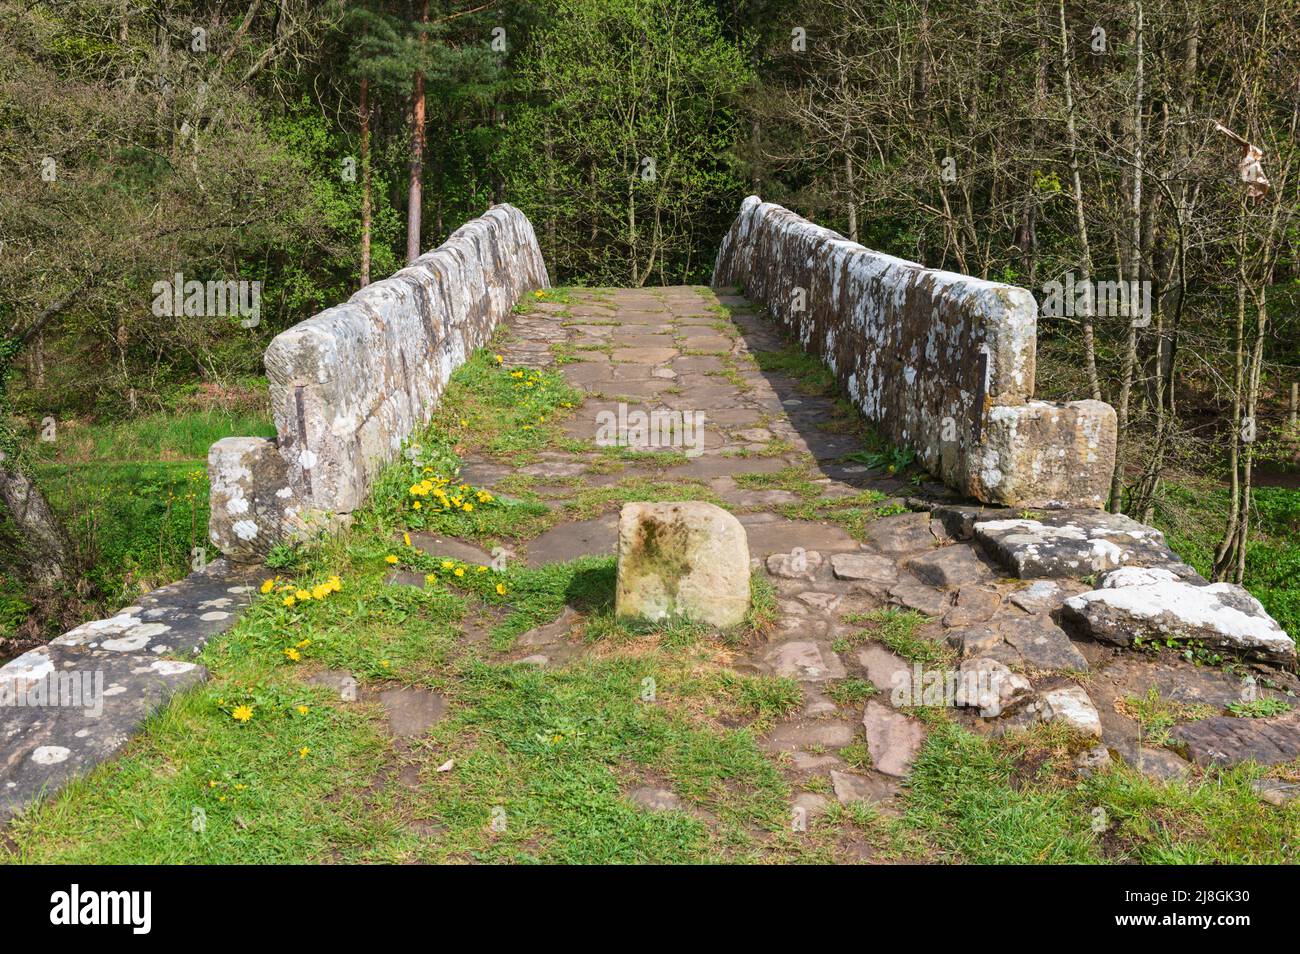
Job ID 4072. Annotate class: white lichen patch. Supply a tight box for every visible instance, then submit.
[150,660,198,676]
[1099,566,1182,588]
[100,633,152,652]
[31,746,72,765]
[1066,580,1294,657]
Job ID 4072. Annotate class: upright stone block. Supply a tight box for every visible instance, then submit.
[615,502,751,628]
[208,436,299,562]
[966,400,1116,508]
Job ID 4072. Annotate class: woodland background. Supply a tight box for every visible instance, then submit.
[0,0,1296,653]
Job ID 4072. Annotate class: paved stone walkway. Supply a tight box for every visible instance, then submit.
[440,286,1300,821]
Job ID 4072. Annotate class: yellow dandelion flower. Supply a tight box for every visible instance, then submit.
[297,638,311,648]
[380,659,390,668]
[454,567,465,577]
[494,354,504,363]
[495,582,507,596]
[209,780,218,788]
[425,573,437,585]
[296,705,310,715]
[463,503,474,512]
[441,560,454,570]
[283,595,297,608]
[476,565,488,573]
[260,578,275,594]
[295,589,311,601]
[460,418,468,427]
[232,705,254,723]
[299,747,310,759]
[403,532,411,546]
[413,501,422,509]
[284,647,301,662]
[385,555,399,564]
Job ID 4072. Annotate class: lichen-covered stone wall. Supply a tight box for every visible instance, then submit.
[712,196,1116,508]
[209,204,549,560]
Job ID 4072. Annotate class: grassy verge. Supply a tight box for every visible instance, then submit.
[1,408,276,650]
[900,720,1297,864]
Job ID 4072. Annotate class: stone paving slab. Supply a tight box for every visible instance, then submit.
[0,560,260,819]
[973,509,1200,580]
[1,643,207,820]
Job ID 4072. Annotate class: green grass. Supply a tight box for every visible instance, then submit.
[427,348,582,462]
[835,608,948,665]
[28,407,275,466]
[409,658,793,863]
[826,678,878,706]
[1116,688,1217,747]
[2,538,805,863]
[899,720,1299,864]
[752,343,837,395]
[2,408,276,643]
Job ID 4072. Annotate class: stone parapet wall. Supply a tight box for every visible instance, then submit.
[712,196,1115,508]
[208,204,549,561]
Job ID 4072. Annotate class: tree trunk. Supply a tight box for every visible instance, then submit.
[1213,214,1248,581]
[1108,0,1144,513]
[360,75,372,288]
[1057,0,1100,401]
[406,1,429,264]
[0,453,73,587]
[28,330,45,389]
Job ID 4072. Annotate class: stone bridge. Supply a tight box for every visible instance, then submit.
[2,201,1296,821]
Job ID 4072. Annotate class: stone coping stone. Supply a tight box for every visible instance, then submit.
[973,509,1200,580]
[0,560,258,820]
[1,645,205,821]
[1061,571,1295,666]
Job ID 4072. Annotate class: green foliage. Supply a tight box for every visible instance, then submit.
[1226,697,1292,718]
[500,0,751,284]
[0,409,274,641]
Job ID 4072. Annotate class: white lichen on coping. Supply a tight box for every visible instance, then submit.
[1065,581,1293,654]
[31,746,71,765]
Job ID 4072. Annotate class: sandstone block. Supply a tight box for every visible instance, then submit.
[616,502,750,628]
